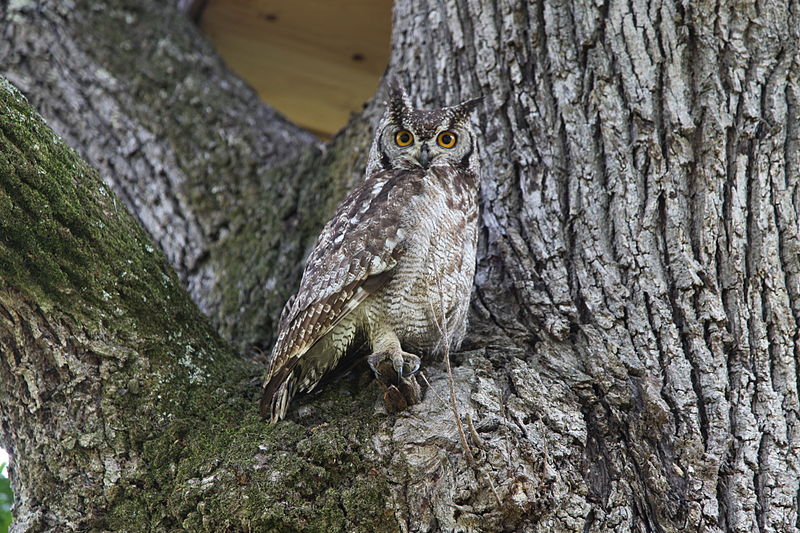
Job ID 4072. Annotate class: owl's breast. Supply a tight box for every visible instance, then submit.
[365,178,478,353]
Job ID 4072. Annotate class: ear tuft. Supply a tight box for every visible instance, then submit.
[457,96,484,114]
[448,96,483,124]
[384,78,412,118]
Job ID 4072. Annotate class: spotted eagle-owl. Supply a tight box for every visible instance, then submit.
[260,83,481,422]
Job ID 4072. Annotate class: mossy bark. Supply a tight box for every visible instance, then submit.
[0,0,374,354]
[0,80,393,533]
[2,0,800,532]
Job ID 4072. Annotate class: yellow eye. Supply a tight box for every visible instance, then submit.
[436,131,457,148]
[395,130,414,146]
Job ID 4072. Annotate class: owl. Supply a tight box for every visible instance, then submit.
[260,83,481,422]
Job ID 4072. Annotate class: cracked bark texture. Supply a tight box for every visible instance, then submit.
[0,0,375,353]
[1,0,799,532]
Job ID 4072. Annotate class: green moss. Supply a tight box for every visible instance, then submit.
[0,68,395,533]
[0,80,189,336]
[0,79,237,391]
[103,368,397,533]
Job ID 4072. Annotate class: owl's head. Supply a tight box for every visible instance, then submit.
[367,82,482,176]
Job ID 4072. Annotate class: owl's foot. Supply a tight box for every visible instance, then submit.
[368,350,421,379]
[394,352,421,377]
[368,349,422,413]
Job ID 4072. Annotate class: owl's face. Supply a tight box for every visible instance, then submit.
[369,84,482,175]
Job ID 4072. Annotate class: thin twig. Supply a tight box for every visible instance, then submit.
[428,257,503,507]
[484,468,503,507]
[430,264,475,466]
[466,413,485,449]
[419,370,448,406]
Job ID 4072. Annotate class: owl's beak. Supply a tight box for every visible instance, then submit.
[417,143,431,168]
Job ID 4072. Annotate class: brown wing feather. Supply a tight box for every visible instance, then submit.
[260,169,424,421]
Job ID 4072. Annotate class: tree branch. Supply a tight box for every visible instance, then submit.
[0,77,242,529]
[0,0,368,352]
[1,0,798,531]
[0,78,400,532]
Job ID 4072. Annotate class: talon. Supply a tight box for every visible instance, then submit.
[391,352,405,381]
[402,353,421,377]
[366,329,424,413]
[367,351,386,375]
[368,348,422,387]
[391,352,421,379]
[368,350,402,387]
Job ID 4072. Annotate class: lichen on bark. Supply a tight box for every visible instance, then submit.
[0,78,395,533]
[2,0,800,531]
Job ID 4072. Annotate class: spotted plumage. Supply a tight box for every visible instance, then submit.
[260,83,482,422]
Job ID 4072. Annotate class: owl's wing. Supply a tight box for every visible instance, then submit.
[261,168,424,421]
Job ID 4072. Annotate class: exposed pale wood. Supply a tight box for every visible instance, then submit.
[199,0,392,137]
[2,0,800,531]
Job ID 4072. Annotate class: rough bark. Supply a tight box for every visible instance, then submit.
[0,76,243,529]
[0,80,394,532]
[393,0,800,529]
[1,0,799,532]
[0,0,377,353]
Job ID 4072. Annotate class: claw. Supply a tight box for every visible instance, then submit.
[369,349,422,385]
[367,349,423,413]
[390,352,404,379]
[402,353,421,377]
[391,351,421,379]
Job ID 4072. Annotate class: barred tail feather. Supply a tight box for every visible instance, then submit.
[260,376,297,423]
[259,358,329,422]
[260,318,358,422]
[260,358,301,422]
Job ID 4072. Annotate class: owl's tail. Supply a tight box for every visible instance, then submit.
[260,361,300,423]
[260,337,348,421]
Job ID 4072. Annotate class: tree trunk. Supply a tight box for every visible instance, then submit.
[1,1,799,532]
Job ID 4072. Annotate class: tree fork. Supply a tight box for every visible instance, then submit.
[0,80,394,532]
[0,0,368,355]
[0,0,799,532]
